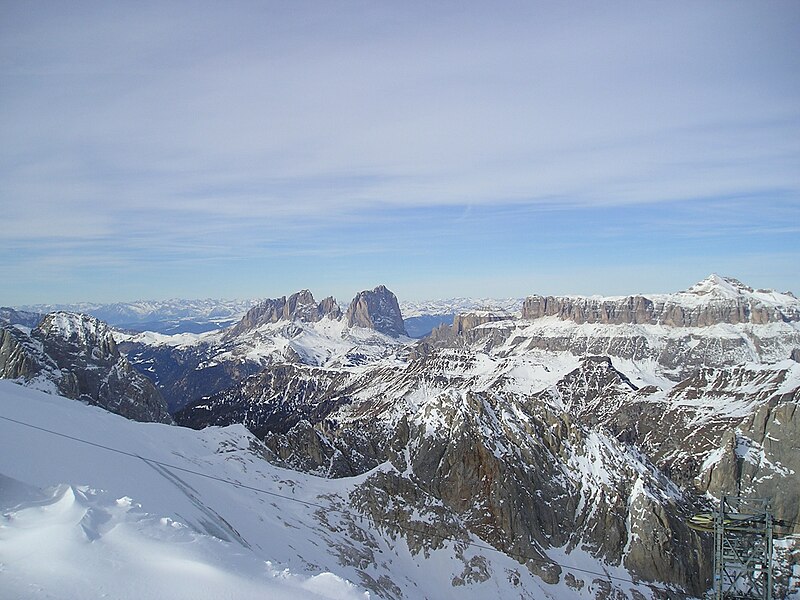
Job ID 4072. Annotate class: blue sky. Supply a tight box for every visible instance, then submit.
[2,1,799,304]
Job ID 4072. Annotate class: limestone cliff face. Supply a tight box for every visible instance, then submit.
[0,312,171,424]
[429,276,800,382]
[451,311,511,335]
[226,290,342,339]
[0,327,52,382]
[522,275,800,326]
[345,285,407,337]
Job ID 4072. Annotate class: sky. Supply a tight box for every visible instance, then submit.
[1,1,799,305]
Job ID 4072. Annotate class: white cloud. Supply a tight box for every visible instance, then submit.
[1,1,798,301]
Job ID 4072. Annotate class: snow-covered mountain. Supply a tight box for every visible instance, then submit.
[174,275,800,597]
[521,274,800,327]
[116,286,413,412]
[18,298,260,334]
[3,275,799,598]
[0,312,171,423]
[0,381,663,599]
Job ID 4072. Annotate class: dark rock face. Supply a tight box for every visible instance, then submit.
[0,326,59,383]
[345,285,407,337]
[0,312,171,424]
[541,355,639,425]
[610,365,800,529]
[226,290,341,339]
[175,364,352,437]
[118,341,264,413]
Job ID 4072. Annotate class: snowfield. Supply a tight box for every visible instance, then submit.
[0,381,369,600]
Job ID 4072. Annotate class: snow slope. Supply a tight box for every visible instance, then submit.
[0,382,368,600]
[1,381,635,600]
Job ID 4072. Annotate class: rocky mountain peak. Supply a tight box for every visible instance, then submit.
[226,290,343,338]
[35,311,118,360]
[684,274,753,298]
[1,312,171,424]
[345,285,407,337]
[285,290,320,322]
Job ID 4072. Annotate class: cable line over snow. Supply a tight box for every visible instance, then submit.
[7,412,794,592]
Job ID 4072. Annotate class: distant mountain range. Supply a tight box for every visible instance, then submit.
[14,295,525,338]
[15,298,260,334]
[2,275,799,598]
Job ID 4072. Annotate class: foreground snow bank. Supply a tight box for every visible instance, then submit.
[1,479,366,600]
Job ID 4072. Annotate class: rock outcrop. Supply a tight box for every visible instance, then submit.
[522,275,800,326]
[226,290,341,339]
[452,311,511,335]
[175,363,352,438]
[0,312,171,424]
[0,326,57,382]
[345,285,407,337]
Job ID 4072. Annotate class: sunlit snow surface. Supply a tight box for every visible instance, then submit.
[116,317,410,370]
[0,381,658,600]
[0,382,369,600]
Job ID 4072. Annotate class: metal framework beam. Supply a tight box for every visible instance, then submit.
[713,496,773,600]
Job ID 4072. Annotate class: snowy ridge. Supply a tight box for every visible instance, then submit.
[119,317,409,369]
[214,317,410,369]
[38,311,114,349]
[681,274,797,306]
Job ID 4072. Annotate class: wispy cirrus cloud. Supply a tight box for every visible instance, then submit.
[1,1,799,302]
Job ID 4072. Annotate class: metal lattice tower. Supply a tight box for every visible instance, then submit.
[712,496,774,600]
